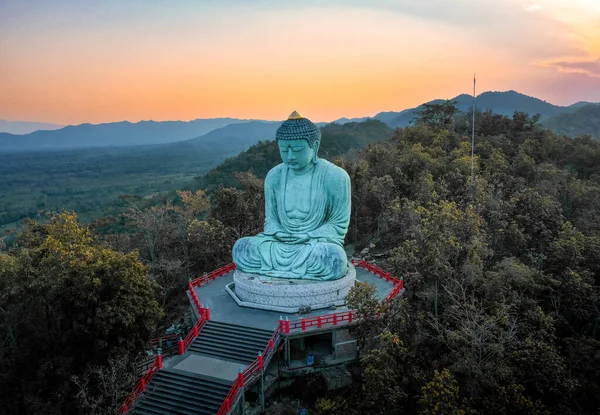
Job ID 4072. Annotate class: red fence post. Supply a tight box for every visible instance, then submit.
[348,311,353,323]
[193,325,199,337]
[279,317,283,332]
[269,339,274,349]
[258,352,264,370]
[140,378,146,391]
[301,319,306,331]
[285,318,290,334]
[317,316,322,328]
[157,354,163,369]
[238,370,245,388]
[224,398,230,412]
[178,339,184,355]
[333,314,338,326]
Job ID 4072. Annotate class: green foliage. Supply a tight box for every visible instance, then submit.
[414,100,460,130]
[342,108,600,414]
[543,103,600,139]
[346,281,385,348]
[360,332,412,414]
[419,369,465,415]
[0,212,161,414]
[314,397,349,415]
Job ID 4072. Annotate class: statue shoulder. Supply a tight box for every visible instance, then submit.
[265,163,285,186]
[319,159,350,185]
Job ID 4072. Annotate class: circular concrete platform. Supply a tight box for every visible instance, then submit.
[229,265,356,313]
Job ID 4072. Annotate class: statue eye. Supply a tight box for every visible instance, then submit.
[279,147,288,152]
[292,146,305,152]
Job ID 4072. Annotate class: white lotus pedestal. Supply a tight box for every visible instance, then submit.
[225,265,356,313]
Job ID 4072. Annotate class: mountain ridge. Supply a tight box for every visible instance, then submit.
[0,117,257,152]
[334,90,598,129]
[4,90,598,151]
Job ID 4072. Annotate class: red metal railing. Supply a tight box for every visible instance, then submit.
[216,324,280,415]
[282,310,354,333]
[119,266,221,414]
[191,262,236,288]
[121,260,403,414]
[120,353,163,413]
[351,259,404,302]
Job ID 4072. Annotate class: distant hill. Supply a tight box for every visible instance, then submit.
[0,118,256,152]
[542,104,600,139]
[0,121,281,228]
[154,121,281,154]
[332,116,371,124]
[373,90,598,129]
[0,119,65,134]
[194,119,393,190]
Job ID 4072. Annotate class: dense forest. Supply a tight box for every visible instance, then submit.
[542,103,600,140]
[1,104,599,414]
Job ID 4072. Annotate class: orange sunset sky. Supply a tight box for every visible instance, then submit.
[1,0,599,125]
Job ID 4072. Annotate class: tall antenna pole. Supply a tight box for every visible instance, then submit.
[471,73,476,184]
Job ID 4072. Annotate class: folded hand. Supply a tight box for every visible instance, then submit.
[275,232,310,244]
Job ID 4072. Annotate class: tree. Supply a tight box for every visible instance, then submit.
[414,100,460,130]
[419,369,465,415]
[0,212,161,414]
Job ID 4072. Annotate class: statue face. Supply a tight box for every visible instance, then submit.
[278,139,315,170]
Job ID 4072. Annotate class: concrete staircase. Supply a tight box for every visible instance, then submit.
[130,368,231,415]
[188,320,274,365]
[129,321,274,414]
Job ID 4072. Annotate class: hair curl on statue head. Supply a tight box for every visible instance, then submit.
[275,111,321,148]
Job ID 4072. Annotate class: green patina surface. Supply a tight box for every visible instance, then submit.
[232,112,351,280]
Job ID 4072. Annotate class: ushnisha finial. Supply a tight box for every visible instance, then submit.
[288,110,304,120]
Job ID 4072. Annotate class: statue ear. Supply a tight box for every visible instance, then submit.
[312,140,320,163]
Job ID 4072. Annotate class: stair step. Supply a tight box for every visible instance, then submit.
[192,334,267,353]
[205,320,274,336]
[150,385,224,407]
[201,325,273,341]
[144,389,221,413]
[135,397,200,415]
[190,343,262,362]
[188,348,253,365]
[155,370,232,390]
[150,377,229,403]
[150,380,227,406]
[131,403,166,415]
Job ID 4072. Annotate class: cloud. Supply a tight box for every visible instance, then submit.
[524,4,543,12]
[542,57,600,78]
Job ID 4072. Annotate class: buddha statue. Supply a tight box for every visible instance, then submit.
[232,111,351,281]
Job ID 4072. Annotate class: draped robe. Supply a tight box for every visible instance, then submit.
[232,159,351,280]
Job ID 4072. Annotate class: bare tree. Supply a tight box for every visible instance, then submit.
[72,356,139,415]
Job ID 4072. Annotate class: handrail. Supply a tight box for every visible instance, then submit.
[285,310,354,332]
[120,354,162,412]
[119,264,225,414]
[216,323,281,415]
[351,259,404,302]
[191,262,236,288]
[121,260,404,414]
[217,377,243,415]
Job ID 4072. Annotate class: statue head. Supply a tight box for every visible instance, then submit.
[276,111,321,170]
